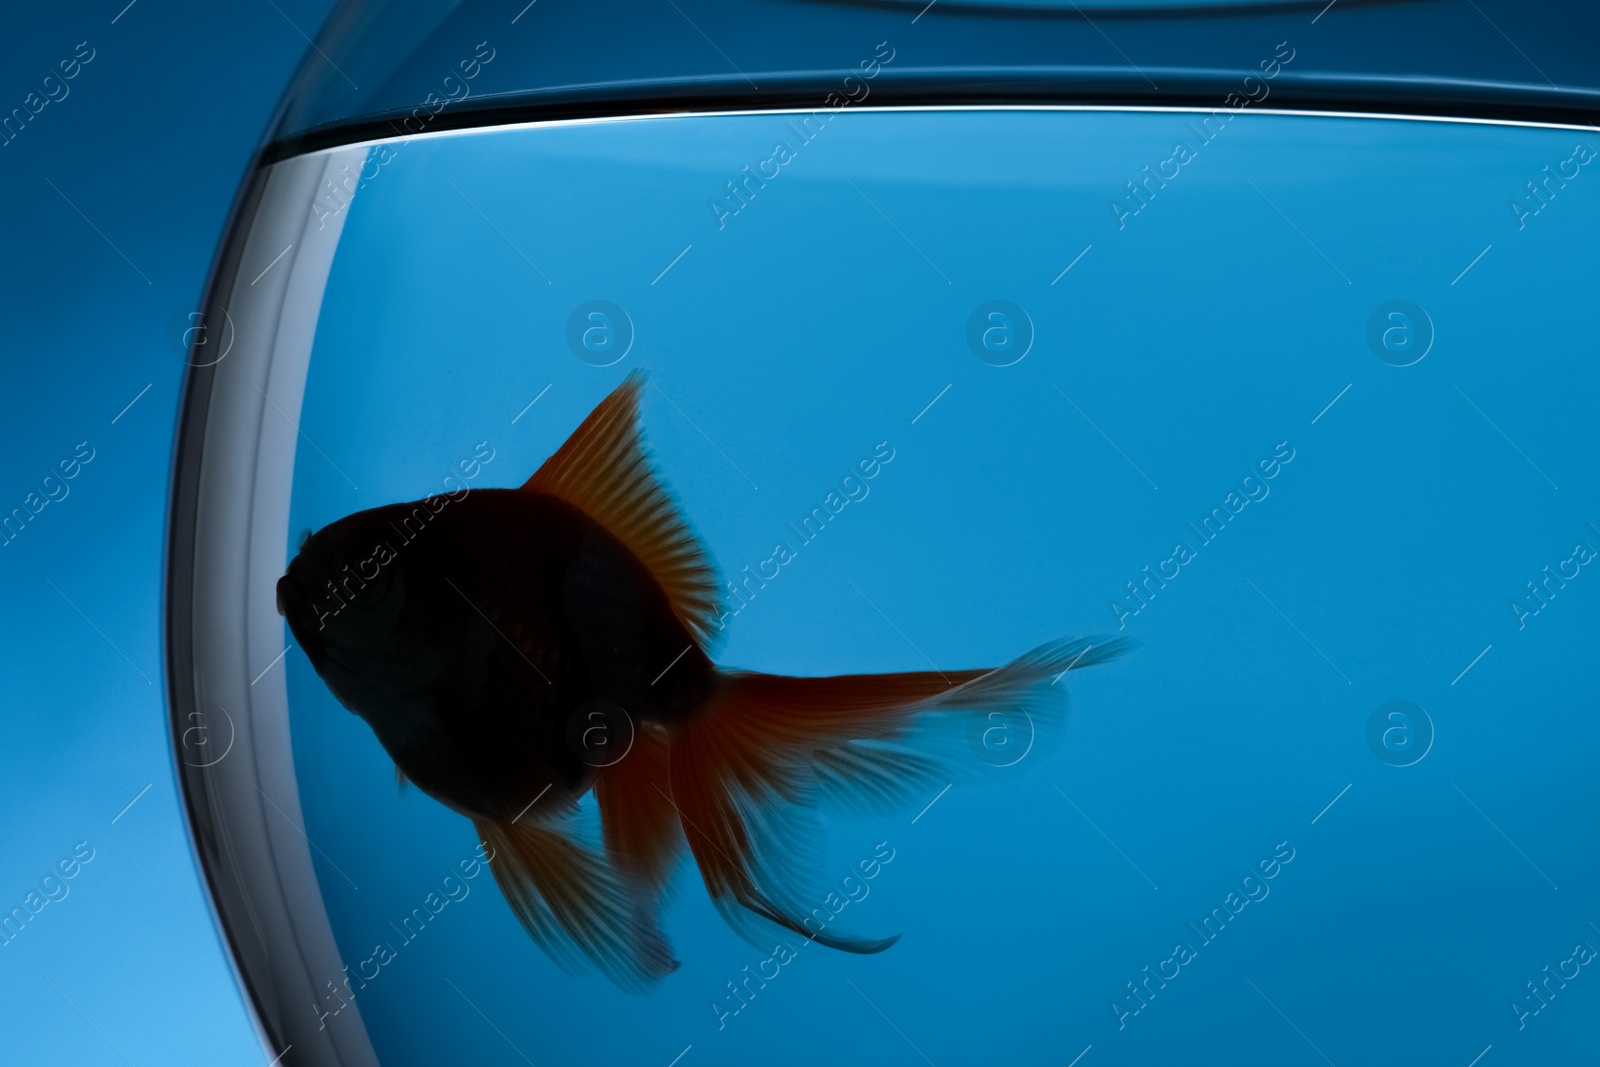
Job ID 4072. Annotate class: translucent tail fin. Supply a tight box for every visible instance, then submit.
[667,636,1130,952]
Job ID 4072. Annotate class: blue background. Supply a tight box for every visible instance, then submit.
[284,109,1598,1065]
[0,2,333,1064]
[2,0,1596,1062]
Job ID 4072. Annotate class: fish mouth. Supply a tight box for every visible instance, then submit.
[276,573,317,657]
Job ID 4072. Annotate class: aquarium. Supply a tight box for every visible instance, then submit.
[176,103,1600,1066]
[165,3,1600,1065]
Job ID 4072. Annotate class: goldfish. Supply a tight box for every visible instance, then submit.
[277,372,1125,990]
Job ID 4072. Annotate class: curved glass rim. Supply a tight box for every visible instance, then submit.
[263,71,1600,165]
[261,0,1600,161]
[275,100,1600,166]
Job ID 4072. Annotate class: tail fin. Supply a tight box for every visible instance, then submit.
[474,817,678,993]
[668,636,1129,953]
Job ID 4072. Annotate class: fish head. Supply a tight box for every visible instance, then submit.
[277,508,414,674]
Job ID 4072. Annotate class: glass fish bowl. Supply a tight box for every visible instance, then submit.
[167,2,1600,1064]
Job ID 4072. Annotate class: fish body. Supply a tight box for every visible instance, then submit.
[282,490,712,823]
[277,372,1126,990]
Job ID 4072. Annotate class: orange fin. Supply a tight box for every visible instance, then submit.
[474,817,677,993]
[669,712,899,955]
[594,726,684,893]
[522,371,721,648]
[668,637,1130,952]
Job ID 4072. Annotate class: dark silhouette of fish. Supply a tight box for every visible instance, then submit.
[276,372,1126,990]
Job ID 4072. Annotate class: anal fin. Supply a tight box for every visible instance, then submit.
[595,726,684,893]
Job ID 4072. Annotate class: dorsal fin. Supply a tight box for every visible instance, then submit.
[522,372,721,649]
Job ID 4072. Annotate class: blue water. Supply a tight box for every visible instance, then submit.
[285,110,1600,1065]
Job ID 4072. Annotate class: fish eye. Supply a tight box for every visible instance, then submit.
[351,571,388,604]
[341,553,397,608]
